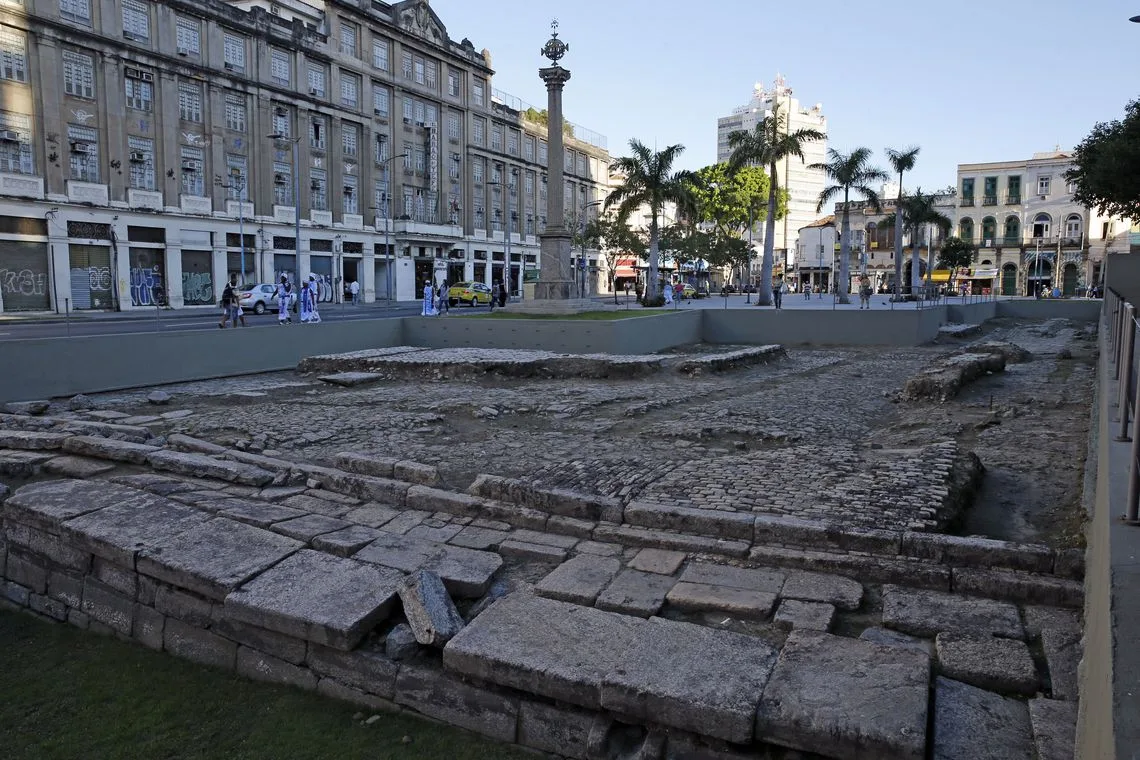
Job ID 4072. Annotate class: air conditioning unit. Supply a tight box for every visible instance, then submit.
[181,160,200,172]
[274,173,288,184]
[374,108,385,116]
[450,152,460,160]
[275,107,288,117]
[1040,195,1047,201]
[310,88,320,96]
[403,117,412,124]
[140,72,153,82]
[177,47,190,56]
[310,180,321,189]
[343,186,353,194]
[125,67,142,79]
[70,141,92,154]
[224,62,236,71]
[0,130,19,142]
[984,239,993,247]
[128,151,146,163]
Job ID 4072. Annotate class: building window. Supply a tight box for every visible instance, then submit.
[413,57,425,85]
[958,217,973,242]
[339,21,358,57]
[525,172,534,196]
[225,154,247,200]
[309,168,327,211]
[491,124,503,151]
[343,175,358,214]
[508,130,519,156]
[273,161,292,205]
[414,100,425,124]
[59,0,91,24]
[982,177,997,205]
[0,28,27,82]
[224,94,246,132]
[402,96,413,122]
[121,0,149,40]
[124,75,153,111]
[372,84,389,116]
[402,141,413,171]
[270,49,290,86]
[524,136,534,161]
[271,109,289,139]
[401,51,412,79]
[307,64,326,97]
[0,111,33,174]
[960,177,974,200]
[372,38,389,70]
[473,159,483,184]
[176,17,199,55]
[309,117,326,150]
[538,139,547,164]
[425,103,437,127]
[342,125,357,157]
[340,72,360,109]
[403,188,413,217]
[62,50,95,99]
[178,81,202,122]
[448,155,459,179]
[577,153,586,176]
[374,181,390,215]
[180,146,204,196]
[1006,175,1021,204]
[414,147,424,173]
[472,80,484,107]
[426,61,437,89]
[68,124,98,181]
[1037,175,1051,196]
[491,164,501,184]
[473,117,485,146]
[447,112,459,140]
[1032,213,1051,239]
[374,136,389,163]
[127,136,154,190]
[447,71,459,97]
[1003,215,1020,243]
[223,33,245,72]
[1065,215,1082,241]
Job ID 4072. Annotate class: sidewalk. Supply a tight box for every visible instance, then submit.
[0,298,401,324]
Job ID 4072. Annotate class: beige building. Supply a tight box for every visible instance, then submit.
[0,0,611,312]
[954,150,1131,296]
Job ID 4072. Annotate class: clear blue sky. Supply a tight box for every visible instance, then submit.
[430,0,1140,192]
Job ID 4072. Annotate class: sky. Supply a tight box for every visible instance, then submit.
[429,0,1140,193]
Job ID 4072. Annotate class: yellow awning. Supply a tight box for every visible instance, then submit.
[930,270,952,282]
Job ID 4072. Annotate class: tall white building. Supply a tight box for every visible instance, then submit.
[716,76,827,272]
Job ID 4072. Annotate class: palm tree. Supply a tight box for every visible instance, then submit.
[726,104,824,305]
[884,146,920,297]
[811,148,888,304]
[605,140,696,302]
[897,189,952,291]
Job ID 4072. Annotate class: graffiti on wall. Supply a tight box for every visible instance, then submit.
[0,268,47,297]
[181,271,214,305]
[69,266,113,309]
[130,266,164,306]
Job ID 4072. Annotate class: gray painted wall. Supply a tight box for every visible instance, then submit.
[701,308,946,346]
[1106,253,1140,305]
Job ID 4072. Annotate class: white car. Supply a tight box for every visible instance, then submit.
[239,283,297,315]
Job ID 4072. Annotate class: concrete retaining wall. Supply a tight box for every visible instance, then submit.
[1105,253,1140,304]
[701,307,946,346]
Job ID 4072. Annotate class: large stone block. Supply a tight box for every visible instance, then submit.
[858,627,933,657]
[137,518,302,600]
[164,617,238,671]
[213,501,306,529]
[780,570,863,611]
[29,592,68,621]
[398,569,465,646]
[212,616,307,665]
[932,677,1033,760]
[772,599,836,632]
[1024,606,1081,700]
[270,514,351,542]
[666,582,776,621]
[623,501,755,540]
[595,569,676,618]
[4,521,91,571]
[61,492,209,568]
[757,630,929,760]
[0,430,70,450]
[444,593,645,709]
[236,646,317,691]
[154,584,217,627]
[224,549,401,650]
[305,468,410,506]
[92,557,139,599]
[594,524,750,558]
[952,567,1083,608]
[517,700,595,760]
[405,486,485,518]
[306,643,399,698]
[900,532,1054,573]
[935,633,1038,695]
[6,550,48,593]
[132,603,165,650]
[4,478,131,533]
[316,678,401,714]
[61,435,159,464]
[43,456,116,479]
[678,562,786,593]
[146,450,275,487]
[352,532,501,598]
[535,555,622,605]
[601,616,778,744]
[81,577,135,635]
[47,569,84,608]
[881,584,1024,639]
[626,548,686,576]
[1028,698,1076,760]
[395,663,519,742]
[334,452,399,479]
[748,545,952,591]
[311,525,384,556]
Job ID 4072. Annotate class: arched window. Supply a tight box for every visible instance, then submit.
[1003,215,1020,244]
[1064,214,1082,242]
[1032,213,1052,239]
[959,217,974,242]
[981,216,997,245]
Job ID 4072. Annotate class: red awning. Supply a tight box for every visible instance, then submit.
[615,257,638,278]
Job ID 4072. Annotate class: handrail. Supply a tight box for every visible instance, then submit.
[1105,287,1140,521]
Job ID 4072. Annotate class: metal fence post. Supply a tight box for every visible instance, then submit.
[1115,301,1127,375]
[1119,305,1136,440]
[1128,354,1140,522]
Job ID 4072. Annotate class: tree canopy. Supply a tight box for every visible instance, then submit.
[1065,99,1140,221]
[937,236,976,271]
[687,163,782,235]
[522,107,576,139]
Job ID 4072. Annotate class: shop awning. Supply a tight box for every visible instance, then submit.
[930,270,952,282]
[971,268,999,279]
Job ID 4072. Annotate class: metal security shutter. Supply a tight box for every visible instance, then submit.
[308,254,332,302]
[68,244,114,310]
[227,251,254,285]
[129,247,165,306]
[181,250,214,305]
[273,253,296,286]
[0,240,50,311]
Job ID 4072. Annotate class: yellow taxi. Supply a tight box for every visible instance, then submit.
[448,281,494,306]
[681,283,697,298]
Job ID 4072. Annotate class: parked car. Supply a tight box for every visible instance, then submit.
[448,281,494,307]
[239,283,297,315]
[681,283,697,299]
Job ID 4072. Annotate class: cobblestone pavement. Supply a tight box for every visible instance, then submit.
[66,317,1094,545]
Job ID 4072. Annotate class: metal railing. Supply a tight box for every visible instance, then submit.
[1105,287,1140,520]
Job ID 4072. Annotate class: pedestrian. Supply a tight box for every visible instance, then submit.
[276,275,292,324]
[299,278,315,323]
[421,280,436,316]
[772,277,783,310]
[437,280,449,316]
[498,280,508,308]
[218,274,237,329]
[859,276,873,310]
[350,279,360,305]
[803,282,812,300]
[674,281,685,303]
[663,280,674,305]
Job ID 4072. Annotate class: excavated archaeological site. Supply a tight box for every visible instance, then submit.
[0,317,1095,759]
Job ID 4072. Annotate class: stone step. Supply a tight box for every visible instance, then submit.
[932,677,1034,760]
[882,584,1024,639]
[0,430,71,450]
[61,435,159,465]
[146,450,277,487]
[352,531,501,598]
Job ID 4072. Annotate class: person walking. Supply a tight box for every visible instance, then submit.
[859,276,873,310]
[299,278,315,323]
[803,282,812,301]
[772,277,784,310]
[421,280,436,316]
[436,280,450,316]
[218,275,238,328]
[276,275,292,324]
[350,279,360,305]
[498,280,508,308]
[307,274,322,323]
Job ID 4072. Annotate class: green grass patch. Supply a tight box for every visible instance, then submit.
[453,309,666,320]
[0,609,528,760]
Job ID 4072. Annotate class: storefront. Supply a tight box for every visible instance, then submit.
[181,249,214,305]
[0,239,51,311]
[68,244,115,311]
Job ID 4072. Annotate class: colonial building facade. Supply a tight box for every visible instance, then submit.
[0,0,611,312]
[954,151,1130,296]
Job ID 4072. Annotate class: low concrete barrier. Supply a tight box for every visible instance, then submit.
[701,307,945,346]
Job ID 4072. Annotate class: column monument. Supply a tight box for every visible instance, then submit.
[517,21,602,312]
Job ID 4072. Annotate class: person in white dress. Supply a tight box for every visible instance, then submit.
[421,281,436,316]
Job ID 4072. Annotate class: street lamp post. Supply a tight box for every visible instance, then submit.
[488,166,520,300]
[214,169,247,284]
[579,200,603,299]
[745,201,755,304]
[368,152,408,309]
[267,133,302,284]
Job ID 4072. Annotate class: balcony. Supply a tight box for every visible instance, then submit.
[67,180,108,206]
[960,197,975,207]
[127,188,162,211]
[180,195,212,215]
[392,218,462,237]
[1001,236,1022,247]
[1005,194,1021,205]
[981,195,998,206]
[0,173,44,199]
